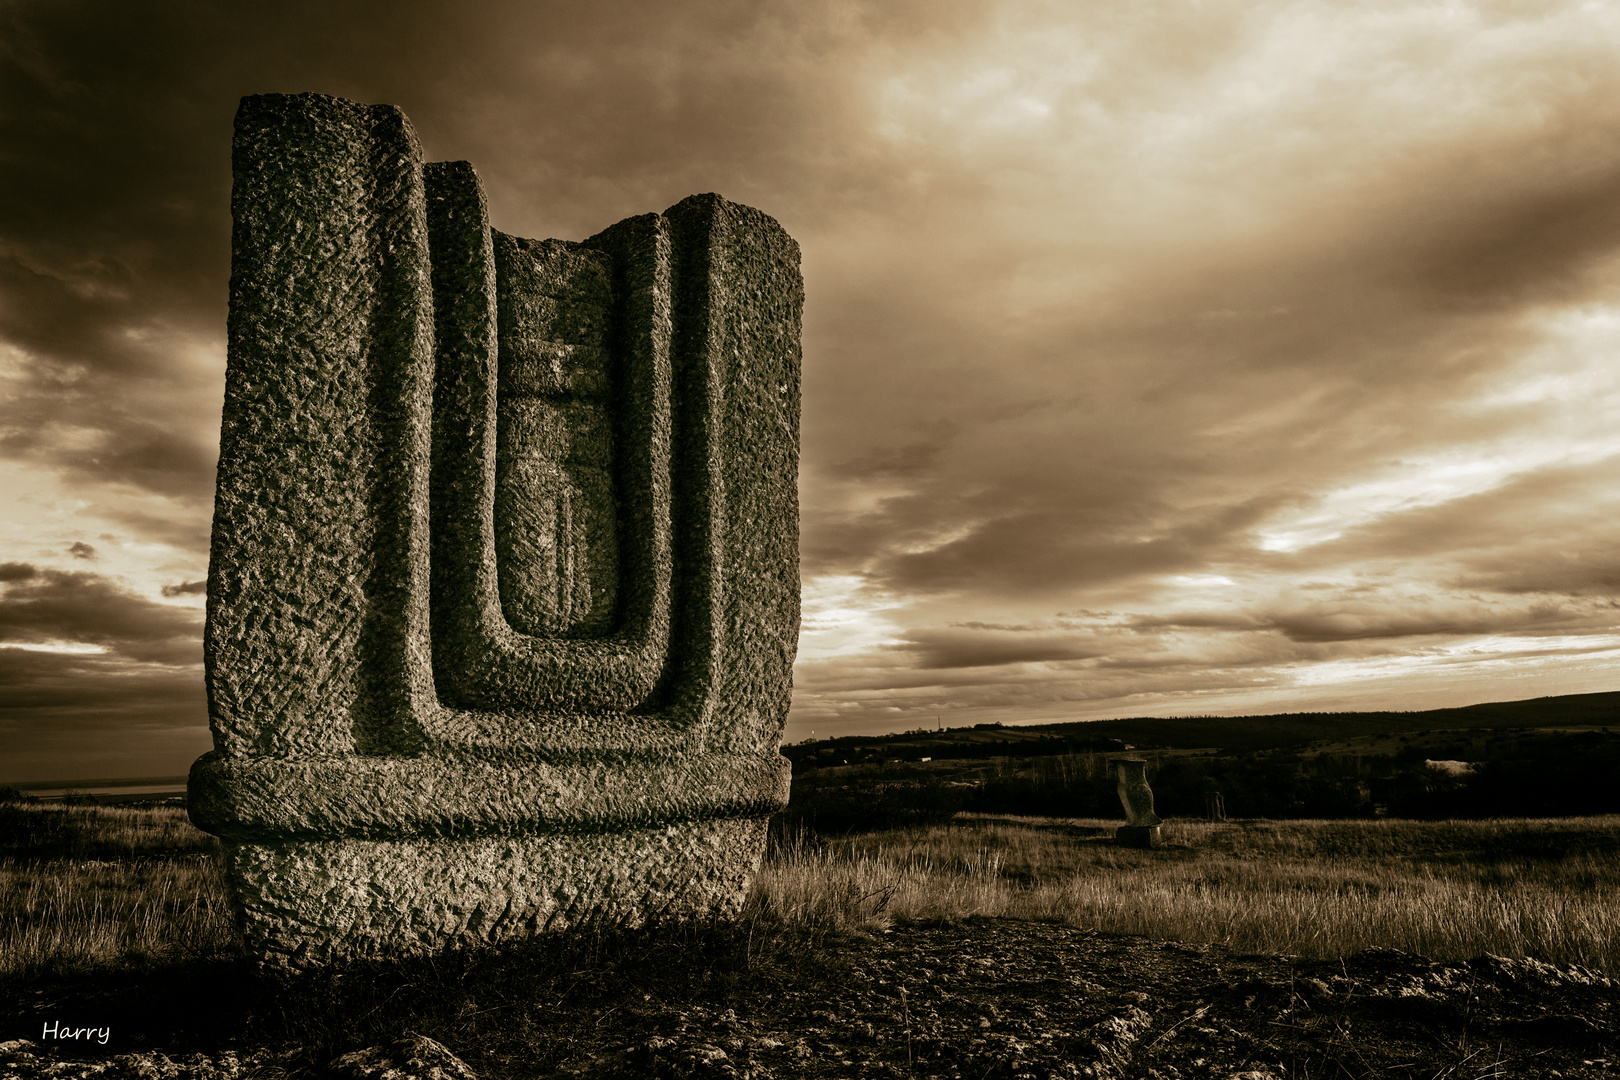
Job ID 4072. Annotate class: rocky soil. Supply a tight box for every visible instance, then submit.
[5,919,1617,1079]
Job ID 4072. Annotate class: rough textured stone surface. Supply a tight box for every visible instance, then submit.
[227,818,767,966]
[191,92,801,966]
[492,235,619,638]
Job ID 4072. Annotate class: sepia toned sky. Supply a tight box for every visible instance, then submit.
[4,0,1620,780]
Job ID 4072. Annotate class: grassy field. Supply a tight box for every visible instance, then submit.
[4,803,1620,984]
[760,814,1620,972]
[0,803,233,983]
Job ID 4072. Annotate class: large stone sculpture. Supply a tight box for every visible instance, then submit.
[187,93,802,967]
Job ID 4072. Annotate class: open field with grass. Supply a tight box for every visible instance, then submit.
[6,802,1620,1077]
[0,804,232,983]
[762,814,1620,973]
[5,803,1619,981]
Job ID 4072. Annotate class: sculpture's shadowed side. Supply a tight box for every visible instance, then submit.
[188,93,801,968]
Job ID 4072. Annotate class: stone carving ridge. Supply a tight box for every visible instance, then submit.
[189,92,802,966]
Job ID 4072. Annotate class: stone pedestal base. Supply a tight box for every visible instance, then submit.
[222,817,768,969]
[1115,825,1163,849]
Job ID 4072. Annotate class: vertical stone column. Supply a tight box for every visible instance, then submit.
[206,93,436,760]
[189,93,801,967]
[1108,757,1164,849]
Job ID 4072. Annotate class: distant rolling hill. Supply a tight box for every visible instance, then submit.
[1039,690,1620,753]
[783,690,1620,764]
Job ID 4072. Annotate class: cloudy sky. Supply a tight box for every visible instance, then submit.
[5,0,1620,781]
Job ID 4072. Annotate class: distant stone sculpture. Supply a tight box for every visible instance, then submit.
[1107,757,1163,848]
[187,93,802,967]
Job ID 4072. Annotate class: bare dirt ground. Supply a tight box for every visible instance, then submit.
[548,919,1618,1079]
[5,918,1617,1079]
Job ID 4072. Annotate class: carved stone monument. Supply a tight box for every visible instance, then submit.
[1107,757,1163,848]
[187,93,802,967]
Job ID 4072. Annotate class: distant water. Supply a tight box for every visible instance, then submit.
[9,776,189,798]
[23,784,187,798]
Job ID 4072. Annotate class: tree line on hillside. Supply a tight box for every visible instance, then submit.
[781,729,1128,769]
[778,731,1620,836]
[782,692,1620,763]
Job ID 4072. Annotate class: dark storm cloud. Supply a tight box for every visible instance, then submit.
[783,0,1620,725]
[0,566,202,665]
[0,645,208,782]
[807,143,1620,602]
[0,0,926,773]
[879,497,1288,595]
[791,16,1620,616]
[0,1,238,502]
[1396,152,1620,310]
[889,626,1103,670]
[0,564,206,780]
[0,646,201,720]
[0,0,902,502]
[1465,552,1620,598]
[1130,598,1587,644]
[161,579,207,597]
[1284,455,1620,596]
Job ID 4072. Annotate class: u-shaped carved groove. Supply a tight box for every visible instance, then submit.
[425,160,673,712]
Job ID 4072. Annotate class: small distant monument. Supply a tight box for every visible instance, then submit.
[187,93,802,967]
[1107,757,1163,848]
